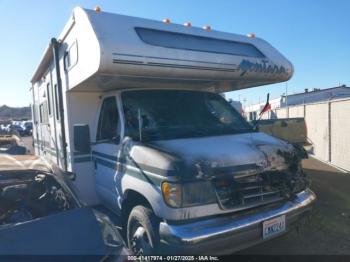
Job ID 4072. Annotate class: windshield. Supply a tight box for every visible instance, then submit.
[122,90,252,141]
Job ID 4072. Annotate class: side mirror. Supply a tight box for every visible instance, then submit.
[65,171,76,181]
[73,124,91,154]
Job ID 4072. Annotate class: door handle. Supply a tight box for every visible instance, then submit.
[94,159,98,169]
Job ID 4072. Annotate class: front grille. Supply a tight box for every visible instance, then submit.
[214,172,287,211]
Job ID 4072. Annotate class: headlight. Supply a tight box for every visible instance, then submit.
[161,181,217,208]
[161,182,182,208]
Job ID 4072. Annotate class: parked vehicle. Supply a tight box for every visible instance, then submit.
[256,117,310,145]
[0,155,129,257]
[0,135,26,155]
[23,121,33,136]
[1,124,11,133]
[30,7,316,255]
[9,125,25,137]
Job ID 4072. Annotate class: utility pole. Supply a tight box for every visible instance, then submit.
[285,82,288,107]
[285,82,289,118]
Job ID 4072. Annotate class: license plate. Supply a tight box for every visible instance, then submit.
[262,215,286,239]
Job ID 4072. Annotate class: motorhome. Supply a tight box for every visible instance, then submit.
[31,7,316,254]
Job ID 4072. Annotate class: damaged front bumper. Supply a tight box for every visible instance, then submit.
[159,188,316,255]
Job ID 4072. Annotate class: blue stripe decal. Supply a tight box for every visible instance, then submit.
[92,151,118,161]
[95,157,117,169]
[74,156,92,163]
[92,151,176,176]
[73,151,91,156]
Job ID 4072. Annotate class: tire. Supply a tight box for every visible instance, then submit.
[127,205,160,255]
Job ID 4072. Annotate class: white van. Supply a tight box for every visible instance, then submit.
[31,7,315,254]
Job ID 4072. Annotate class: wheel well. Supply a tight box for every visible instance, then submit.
[121,190,152,225]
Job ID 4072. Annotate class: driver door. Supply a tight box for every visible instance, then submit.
[92,96,123,212]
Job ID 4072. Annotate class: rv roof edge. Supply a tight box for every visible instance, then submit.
[31,43,53,84]
[32,7,293,92]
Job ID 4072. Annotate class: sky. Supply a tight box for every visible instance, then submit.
[0,0,349,107]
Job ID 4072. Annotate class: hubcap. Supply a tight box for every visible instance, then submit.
[131,225,152,255]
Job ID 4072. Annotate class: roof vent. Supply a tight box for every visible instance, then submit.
[94,6,101,13]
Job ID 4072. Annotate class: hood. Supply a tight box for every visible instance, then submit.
[0,155,51,172]
[145,132,298,180]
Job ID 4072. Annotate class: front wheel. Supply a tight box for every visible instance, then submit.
[127,205,160,255]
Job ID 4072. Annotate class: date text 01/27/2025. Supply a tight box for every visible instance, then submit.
[127,255,220,261]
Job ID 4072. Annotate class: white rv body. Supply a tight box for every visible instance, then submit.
[29,7,318,255]
[31,7,293,205]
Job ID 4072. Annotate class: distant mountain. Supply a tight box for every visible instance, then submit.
[0,105,31,120]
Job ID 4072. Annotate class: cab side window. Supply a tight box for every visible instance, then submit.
[96,97,120,142]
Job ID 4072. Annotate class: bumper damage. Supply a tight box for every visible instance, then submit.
[159,189,316,255]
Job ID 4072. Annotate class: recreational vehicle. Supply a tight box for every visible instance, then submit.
[31,7,316,254]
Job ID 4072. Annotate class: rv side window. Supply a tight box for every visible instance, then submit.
[32,104,37,124]
[46,83,52,116]
[64,41,78,71]
[39,102,49,124]
[35,105,39,124]
[54,84,60,120]
[96,97,120,142]
[135,28,265,58]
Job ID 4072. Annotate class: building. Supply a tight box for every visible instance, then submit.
[244,84,350,121]
[244,97,282,121]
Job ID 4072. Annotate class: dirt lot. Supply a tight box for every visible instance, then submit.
[240,157,350,255]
